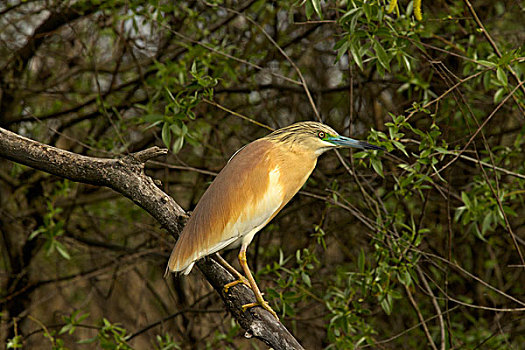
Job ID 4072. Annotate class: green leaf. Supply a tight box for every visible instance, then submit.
[353,151,369,159]
[349,40,364,71]
[310,0,322,19]
[420,149,431,158]
[29,228,44,240]
[78,337,98,344]
[402,54,412,72]
[494,88,505,104]
[362,2,372,20]
[398,270,412,286]
[143,113,164,123]
[461,192,471,208]
[503,205,517,217]
[305,0,314,19]
[6,335,23,349]
[172,136,184,154]
[374,40,390,71]
[398,163,412,171]
[481,213,493,235]
[59,324,73,335]
[476,60,496,68]
[454,207,465,223]
[339,7,362,23]
[371,158,384,178]
[387,0,397,14]
[55,241,71,260]
[380,294,393,315]
[474,224,487,242]
[358,248,365,273]
[334,37,351,62]
[496,67,508,87]
[301,272,312,287]
[161,122,171,148]
[392,140,408,157]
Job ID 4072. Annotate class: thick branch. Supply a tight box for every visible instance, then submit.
[0,127,304,350]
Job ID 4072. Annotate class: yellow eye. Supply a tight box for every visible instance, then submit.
[318,131,325,139]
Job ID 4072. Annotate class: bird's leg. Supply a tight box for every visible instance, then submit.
[237,245,279,320]
[216,253,250,292]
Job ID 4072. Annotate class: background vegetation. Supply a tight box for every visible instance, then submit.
[1,0,524,348]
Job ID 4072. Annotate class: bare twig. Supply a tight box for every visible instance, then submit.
[417,266,445,350]
[209,2,322,121]
[202,98,274,131]
[421,251,525,307]
[404,285,439,350]
[462,0,525,104]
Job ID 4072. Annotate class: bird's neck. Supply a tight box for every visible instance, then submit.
[268,138,319,161]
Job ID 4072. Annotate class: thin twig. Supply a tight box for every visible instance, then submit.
[364,306,460,348]
[417,266,445,350]
[202,98,274,131]
[421,250,525,307]
[434,81,524,177]
[404,285,439,350]
[462,0,525,104]
[211,3,322,121]
[157,23,302,86]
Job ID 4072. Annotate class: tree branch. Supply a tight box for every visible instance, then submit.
[1,4,99,124]
[0,127,304,350]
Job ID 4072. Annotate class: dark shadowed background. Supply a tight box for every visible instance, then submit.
[1,0,524,348]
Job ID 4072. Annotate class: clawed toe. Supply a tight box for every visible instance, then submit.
[223,276,250,293]
[242,300,279,320]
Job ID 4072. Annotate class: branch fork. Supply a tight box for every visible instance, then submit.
[0,126,303,350]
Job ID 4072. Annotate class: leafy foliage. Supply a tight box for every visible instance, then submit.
[1,0,524,349]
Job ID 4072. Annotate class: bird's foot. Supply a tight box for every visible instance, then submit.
[223,276,250,293]
[242,299,279,320]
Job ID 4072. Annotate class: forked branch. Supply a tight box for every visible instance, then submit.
[0,126,304,350]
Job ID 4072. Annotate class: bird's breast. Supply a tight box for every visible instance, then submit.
[229,165,284,247]
[269,144,317,205]
[166,139,318,273]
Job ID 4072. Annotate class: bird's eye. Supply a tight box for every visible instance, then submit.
[318,131,326,139]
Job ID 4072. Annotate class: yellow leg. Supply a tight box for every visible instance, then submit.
[215,253,250,292]
[237,245,279,320]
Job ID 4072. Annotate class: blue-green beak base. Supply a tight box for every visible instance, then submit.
[327,136,385,151]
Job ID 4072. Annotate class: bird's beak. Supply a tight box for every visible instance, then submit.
[326,135,385,151]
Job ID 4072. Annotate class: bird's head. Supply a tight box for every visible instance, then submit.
[265,121,384,156]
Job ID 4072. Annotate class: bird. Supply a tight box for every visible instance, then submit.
[165,121,384,319]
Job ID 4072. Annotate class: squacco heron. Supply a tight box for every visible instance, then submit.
[166,121,383,319]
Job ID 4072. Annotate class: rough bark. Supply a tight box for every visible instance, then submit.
[0,126,304,350]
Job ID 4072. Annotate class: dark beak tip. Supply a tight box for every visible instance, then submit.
[359,141,386,152]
